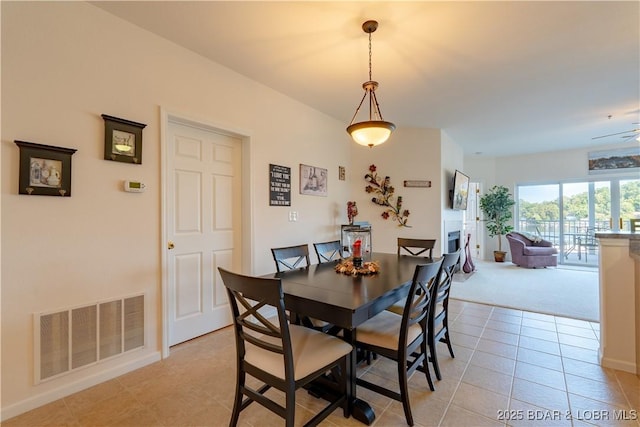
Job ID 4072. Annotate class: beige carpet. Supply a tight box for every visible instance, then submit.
[451,260,599,322]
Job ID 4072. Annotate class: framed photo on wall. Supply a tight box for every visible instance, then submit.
[300,164,327,196]
[588,147,640,174]
[15,140,77,196]
[102,114,147,164]
[269,164,291,206]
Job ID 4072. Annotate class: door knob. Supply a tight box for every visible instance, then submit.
[168,241,175,250]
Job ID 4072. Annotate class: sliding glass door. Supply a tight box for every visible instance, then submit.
[562,182,610,266]
[620,179,640,230]
[517,178,637,267]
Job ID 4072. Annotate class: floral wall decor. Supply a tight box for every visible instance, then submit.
[347,201,358,224]
[365,164,411,227]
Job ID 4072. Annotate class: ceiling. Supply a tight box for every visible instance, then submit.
[92,1,640,157]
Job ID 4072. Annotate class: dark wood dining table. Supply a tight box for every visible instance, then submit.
[262,252,432,425]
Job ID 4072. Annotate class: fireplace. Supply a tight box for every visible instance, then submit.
[447,231,461,271]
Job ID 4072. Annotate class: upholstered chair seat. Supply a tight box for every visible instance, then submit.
[245,324,351,380]
[355,311,422,349]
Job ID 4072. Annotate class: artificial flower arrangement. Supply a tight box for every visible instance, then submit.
[335,257,380,276]
[365,164,411,227]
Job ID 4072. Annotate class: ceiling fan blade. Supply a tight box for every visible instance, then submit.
[592,128,640,140]
[622,133,640,141]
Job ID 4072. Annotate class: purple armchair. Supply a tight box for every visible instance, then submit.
[506,232,558,268]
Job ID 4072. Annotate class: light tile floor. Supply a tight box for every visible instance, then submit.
[4,300,639,427]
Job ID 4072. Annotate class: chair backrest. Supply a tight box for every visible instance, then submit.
[271,244,310,272]
[582,227,599,246]
[397,238,436,259]
[313,240,342,263]
[218,268,294,376]
[631,218,640,232]
[430,250,461,329]
[399,259,443,346]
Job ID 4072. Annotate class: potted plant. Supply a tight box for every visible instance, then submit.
[479,185,515,262]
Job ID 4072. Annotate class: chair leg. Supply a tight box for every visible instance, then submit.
[397,356,414,426]
[340,357,349,418]
[429,334,442,381]
[285,382,296,427]
[229,369,244,427]
[422,340,435,391]
[444,330,455,358]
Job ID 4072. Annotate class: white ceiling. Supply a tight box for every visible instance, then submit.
[92,1,640,157]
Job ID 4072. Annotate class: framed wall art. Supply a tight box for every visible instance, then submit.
[300,164,327,196]
[588,146,640,174]
[102,114,146,164]
[15,140,77,196]
[338,166,346,181]
[269,163,291,206]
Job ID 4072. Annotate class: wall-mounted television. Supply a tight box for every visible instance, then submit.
[451,170,470,210]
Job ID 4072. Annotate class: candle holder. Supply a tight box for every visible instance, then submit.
[346,229,371,267]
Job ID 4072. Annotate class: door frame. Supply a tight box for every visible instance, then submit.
[160,108,253,358]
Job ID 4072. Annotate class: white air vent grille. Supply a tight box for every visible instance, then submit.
[35,294,145,383]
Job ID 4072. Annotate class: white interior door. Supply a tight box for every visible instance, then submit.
[166,119,241,346]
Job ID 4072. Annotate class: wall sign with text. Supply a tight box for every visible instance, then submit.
[269,164,291,206]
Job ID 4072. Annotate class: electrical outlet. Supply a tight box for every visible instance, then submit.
[288,211,298,222]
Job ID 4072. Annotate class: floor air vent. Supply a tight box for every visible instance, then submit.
[35,294,144,383]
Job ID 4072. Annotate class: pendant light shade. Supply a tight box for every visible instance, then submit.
[347,120,395,147]
[347,20,395,147]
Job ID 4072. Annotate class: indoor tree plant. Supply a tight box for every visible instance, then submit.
[479,185,515,262]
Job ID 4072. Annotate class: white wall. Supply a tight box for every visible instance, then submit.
[465,143,638,259]
[441,131,466,255]
[349,127,458,256]
[1,2,350,418]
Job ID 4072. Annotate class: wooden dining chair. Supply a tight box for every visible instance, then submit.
[397,237,436,260]
[354,259,443,426]
[428,250,460,381]
[313,240,342,264]
[271,244,310,272]
[218,268,352,427]
[631,218,640,232]
[271,243,332,332]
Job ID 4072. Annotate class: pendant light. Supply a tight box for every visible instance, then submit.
[347,20,395,148]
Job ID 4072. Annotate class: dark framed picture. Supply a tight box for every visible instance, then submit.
[338,166,346,181]
[102,114,146,164]
[15,140,77,196]
[269,164,291,206]
[300,164,327,196]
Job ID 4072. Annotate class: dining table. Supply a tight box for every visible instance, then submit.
[262,252,433,425]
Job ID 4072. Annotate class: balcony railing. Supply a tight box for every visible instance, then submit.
[517,219,609,265]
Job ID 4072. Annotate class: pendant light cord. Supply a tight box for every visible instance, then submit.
[368,31,373,81]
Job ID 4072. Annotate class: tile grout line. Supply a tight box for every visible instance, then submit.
[555,314,577,427]
[436,304,494,427]
[505,309,524,427]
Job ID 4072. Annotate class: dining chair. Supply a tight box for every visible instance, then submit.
[397,237,436,260]
[577,227,599,262]
[271,244,311,272]
[218,268,352,427]
[313,240,342,264]
[386,238,437,316]
[631,218,640,232]
[428,249,460,381]
[271,244,332,332]
[354,259,443,426]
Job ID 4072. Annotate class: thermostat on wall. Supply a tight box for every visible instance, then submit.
[124,180,146,193]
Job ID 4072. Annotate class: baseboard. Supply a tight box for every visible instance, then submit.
[0,351,162,422]
[600,354,637,375]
